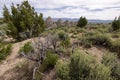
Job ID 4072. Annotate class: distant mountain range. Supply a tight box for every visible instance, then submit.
[45,18,113,23]
[0,17,113,23]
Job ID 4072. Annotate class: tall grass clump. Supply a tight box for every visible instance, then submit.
[102,53,120,80]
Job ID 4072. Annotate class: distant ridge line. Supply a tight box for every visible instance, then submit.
[44,18,112,23]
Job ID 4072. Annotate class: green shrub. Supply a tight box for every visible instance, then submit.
[102,52,120,80]
[110,40,120,56]
[96,25,111,33]
[0,43,12,61]
[60,38,70,48]
[55,60,69,80]
[40,50,58,72]
[69,51,95,80]
[57,30,70,47]
[89,64,112,80]
[58,30,67,40]
[81,31,120,57]
[112,62,120,79]
[55,50,119,80]
[76,28,86,33]
[19,41,33,54]
[45,51,59,67]
[87,33,111,46]
[69,51,114,80]
[80,31,120,58]
[80,32,111,48]
[102,53,117,68]
[80,38,92,48]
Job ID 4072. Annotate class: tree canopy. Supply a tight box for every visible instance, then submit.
[112,16,120,31]
[3,1,45,41]
[77,16,88,28]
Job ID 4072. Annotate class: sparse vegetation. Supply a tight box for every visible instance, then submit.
[0,1,120,80]
[56,50,120,80]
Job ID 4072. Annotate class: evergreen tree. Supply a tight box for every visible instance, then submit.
[7,21,18,39]
[112,16,120,30]
[34,13,45,36]
[3,5,11,23]
[3,1,45,41]
[77,16,88,28]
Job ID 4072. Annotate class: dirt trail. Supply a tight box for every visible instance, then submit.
[0,39,32,76]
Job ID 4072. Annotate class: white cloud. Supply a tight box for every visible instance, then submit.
[0,0,120,20]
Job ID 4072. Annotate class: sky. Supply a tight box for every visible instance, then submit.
[0,0,120,20]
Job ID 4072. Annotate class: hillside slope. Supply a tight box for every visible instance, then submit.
[0,37,107,80]
[0,39,32,77]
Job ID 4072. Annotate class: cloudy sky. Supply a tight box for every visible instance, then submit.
[0,0,120,20]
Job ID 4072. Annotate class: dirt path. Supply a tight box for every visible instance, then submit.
[0,39,32,76]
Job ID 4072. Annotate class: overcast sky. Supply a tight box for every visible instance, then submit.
[0,0,120,20]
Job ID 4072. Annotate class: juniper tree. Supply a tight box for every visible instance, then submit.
[77,17,88,28]
[3,1,45,41]
[112,16,120,31]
